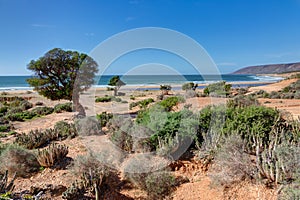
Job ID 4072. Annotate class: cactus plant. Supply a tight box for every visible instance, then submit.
[37,143,69,167]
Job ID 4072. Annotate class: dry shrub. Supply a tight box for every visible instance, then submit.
[209,134,256,186]
[0,145,40,177]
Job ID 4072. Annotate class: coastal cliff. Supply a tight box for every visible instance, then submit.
[233,62,300,74]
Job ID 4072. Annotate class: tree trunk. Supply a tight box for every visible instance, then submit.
[73,92,86,117]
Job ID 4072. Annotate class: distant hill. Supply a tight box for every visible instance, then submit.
[232,62,300,74]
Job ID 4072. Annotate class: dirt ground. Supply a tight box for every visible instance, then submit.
[1,78,299,199]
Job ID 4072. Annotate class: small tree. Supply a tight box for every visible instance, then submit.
[160,85,172,95]
[27,48,98,116]
[182,82,198,91]
[108,76,125,96]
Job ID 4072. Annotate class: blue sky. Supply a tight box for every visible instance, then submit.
[1,0,300,75]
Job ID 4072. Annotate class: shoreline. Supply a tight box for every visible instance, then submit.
[0,81,278,93]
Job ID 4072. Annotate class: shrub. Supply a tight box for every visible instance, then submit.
[130,95,135,100]
[5,111,36,121]
[14,129,49,149]
[54,102,72,113]
[31,106,54,116]
[0,145,40,177]
[0,125,9,132]
[15,122,77,149]
[122,154,170,190]
[203,81,231,97]
[68,153,115,200]
[278,182,300,200]
[184,90,197,98]
[75,116,102,136]
[210,134,255,186]
[110,129,133,152]
[145,171,176,200]
[160,85,172,95]
[182,82,198,91]
[95,96,112,103]
[53,121,77,139]
[129,98,154,110]
[37,143,69,168]
[96,112,113,127]
[227,95,259,108]
[0,106,8,114]
[35,101,44,106]
[20,100,33,110]
[158,96,185,111]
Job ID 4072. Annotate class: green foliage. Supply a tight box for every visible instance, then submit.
[225,106,279,152]
[0,144,40,177]
[54,102,72,113]
[129,98,154,110]
[27,48,98,102]
[0,107,8,115]
[5,111,36,121]
[95,96,112,102]
[14,121,77,149]
[203,81,232,97]
[182,82,198,91]
[158,96,185,111]
[31,106,54,116]
[96,112,113,127]
[37,143,69,167]
[0,125,9,133]
[108,75,126,96]
[160,85,172,95]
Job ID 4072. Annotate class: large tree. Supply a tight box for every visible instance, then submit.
[27,48,98,116]
[108,75,125,96]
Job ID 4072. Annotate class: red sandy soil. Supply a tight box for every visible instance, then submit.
[2,78,299,199]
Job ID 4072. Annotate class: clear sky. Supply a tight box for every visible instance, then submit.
[1,0,300,75]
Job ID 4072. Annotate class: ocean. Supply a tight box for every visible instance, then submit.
[0,75,283,91]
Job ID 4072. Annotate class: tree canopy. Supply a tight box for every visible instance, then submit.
[108,75,125,96]
[27,48,98,115]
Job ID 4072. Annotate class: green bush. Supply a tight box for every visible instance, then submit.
[15,121,77,149]
[5,111,36,121]
[54,102,72,113]
[96,112,113,127]
[95,96,112,103]
[129,98,154,110]
[158,96,185,111]
[31,106,54,116]
[0,125,9,132]
[182,82,198,91]
[53,121,77,139]
[0,106,8,114]
[203,81,231,97]
[160,85,172,95]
